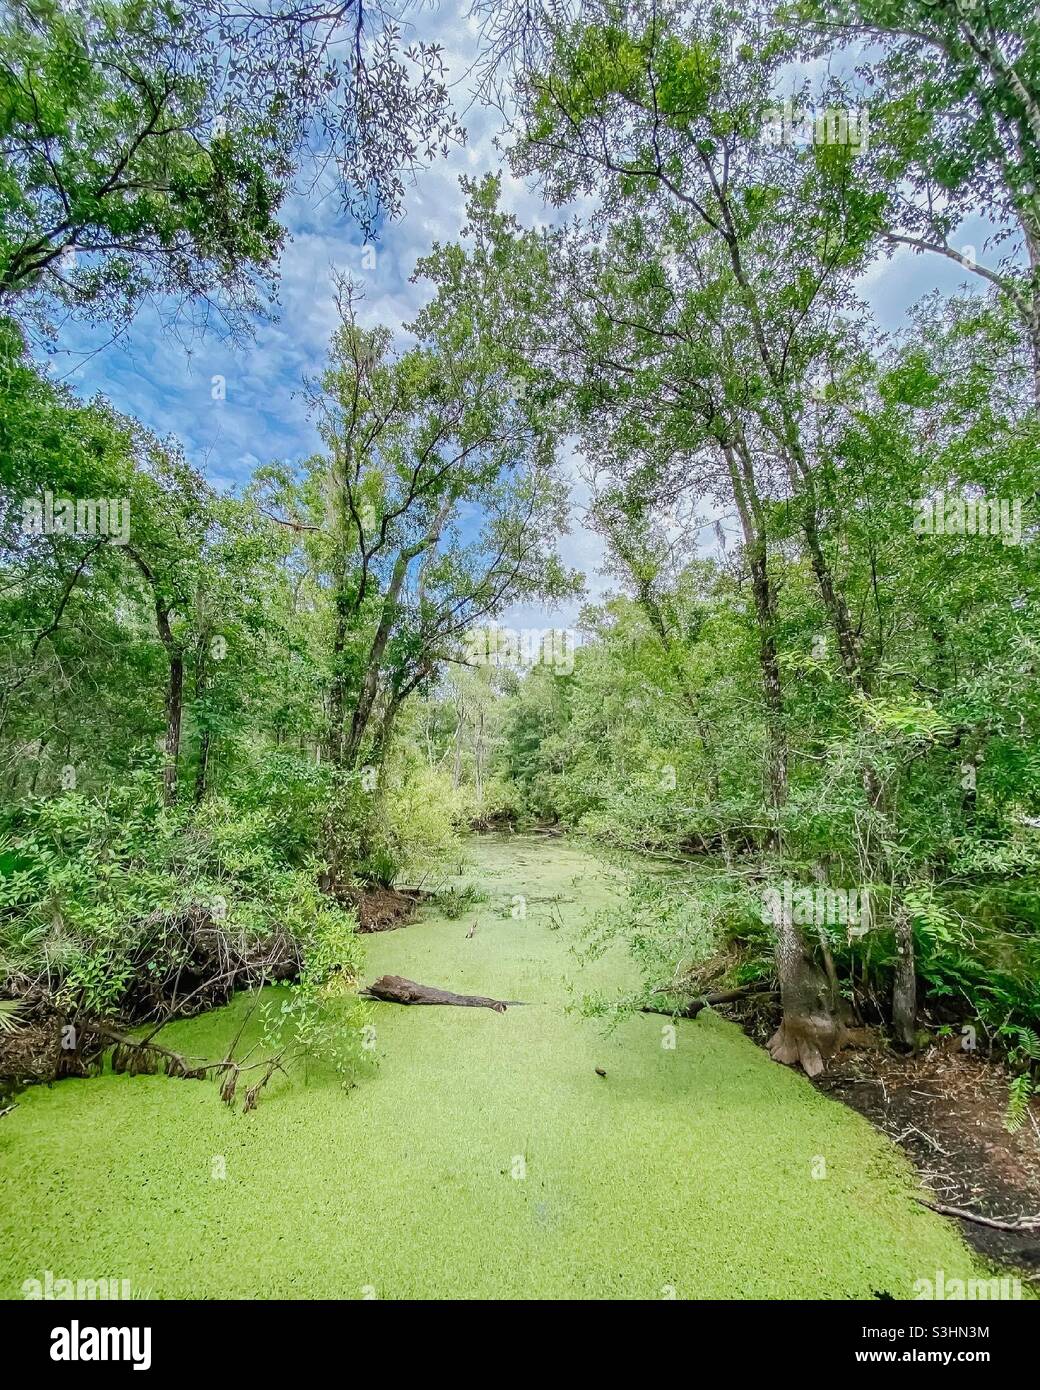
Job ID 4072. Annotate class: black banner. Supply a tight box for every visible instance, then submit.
[5,1298,1031,1373]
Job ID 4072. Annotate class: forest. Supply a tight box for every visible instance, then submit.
[0,0,1038,1321]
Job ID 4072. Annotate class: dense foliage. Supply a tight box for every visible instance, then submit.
[1,0,1038,1126]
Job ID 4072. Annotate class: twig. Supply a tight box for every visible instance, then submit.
[917,1199,1040,1231]
[893,1122,949,1155]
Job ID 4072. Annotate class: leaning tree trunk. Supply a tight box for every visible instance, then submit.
[352,707,398,876]
[354,666,433,872]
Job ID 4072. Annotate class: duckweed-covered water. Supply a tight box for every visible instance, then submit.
[0,836,986,1299]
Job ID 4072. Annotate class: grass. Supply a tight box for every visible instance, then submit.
[0,836,995,1299]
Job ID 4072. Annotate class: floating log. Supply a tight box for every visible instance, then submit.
[361,975,524,1013]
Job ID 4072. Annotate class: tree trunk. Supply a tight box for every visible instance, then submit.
[162,646,184,807]
[474,705,486,804]
[725,443,788,836]
[326,591,350,766]
[724,442,840,1072]
[125,549,184,807]
[767,906,843,1077]
[748,543,788,833]
[343,550,411,768]
[891,905,917,1051]
[451,691,465,789]
[352,664,432,876]
[192,645,210,804]
[194,727,211,804]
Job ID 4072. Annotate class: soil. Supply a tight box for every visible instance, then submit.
[0,992,104,1085]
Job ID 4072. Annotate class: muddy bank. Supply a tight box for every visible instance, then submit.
[349,883,426,932]
[708,985,1040,1278]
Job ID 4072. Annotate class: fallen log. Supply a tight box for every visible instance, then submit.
[361,975,524,1013]
[641,983,778,1020]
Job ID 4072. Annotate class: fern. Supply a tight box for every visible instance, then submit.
[1004,1071,1035,1135]
[1013,1026,1040,1062]
[0,999,24,1035]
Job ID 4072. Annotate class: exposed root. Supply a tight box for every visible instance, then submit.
[345,884,426,933]
[767,1013,844,1079]
[126,904,302,1018]
[915,1199,1040,1232]
[641,983,778,1020]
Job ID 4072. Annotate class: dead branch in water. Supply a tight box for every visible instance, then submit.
[641,983,778,1020]
[82,1019,287,1107]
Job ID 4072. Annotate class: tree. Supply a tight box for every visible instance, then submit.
[0,0,462,340]
[796,0,1040,390]
[484,1,884,1068]
[255,270,576,882]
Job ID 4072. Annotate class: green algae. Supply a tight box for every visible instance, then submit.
[0,836,997,1299]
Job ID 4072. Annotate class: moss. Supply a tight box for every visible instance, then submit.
[0,837,998,1299]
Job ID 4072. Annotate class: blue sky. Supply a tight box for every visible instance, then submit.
[37,3,1000,630]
